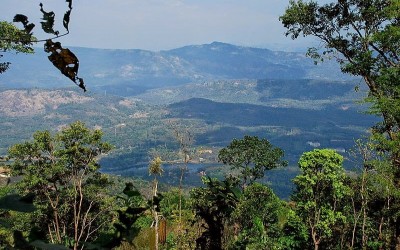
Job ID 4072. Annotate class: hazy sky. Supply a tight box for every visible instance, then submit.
[1,0,319,51]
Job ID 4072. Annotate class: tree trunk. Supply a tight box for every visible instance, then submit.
[395,217,400,250]
[208,222,223,250]
[154,210,159,250]
[153,178,159,250]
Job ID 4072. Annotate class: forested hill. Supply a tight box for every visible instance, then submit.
[0,42,349,96]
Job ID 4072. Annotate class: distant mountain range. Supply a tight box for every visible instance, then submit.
[0,42,351,96]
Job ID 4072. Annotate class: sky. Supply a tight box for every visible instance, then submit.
[1,0,319,51]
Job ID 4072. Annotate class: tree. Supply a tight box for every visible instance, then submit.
[166,121,195,249]
[281,1,400,245]
[292,149,349,250]
[8,121,113,249]
[218,135,287,189]
[0,21,35,74]
[231,183,285,249]
[149,156,163,250]
[280,0,400,174]
[110,182,148,249]
[191,176,241,250]
[1,0,86,91]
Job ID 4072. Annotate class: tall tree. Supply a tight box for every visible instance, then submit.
[166,121,195,249]
[292,149,349,250]
[149,156,163,250]
[280,0,400,167]
[8,121,113,249]
[232,183,285,249]
[281,1,400,246]
[218,135,287,189]
[191,176,241,250]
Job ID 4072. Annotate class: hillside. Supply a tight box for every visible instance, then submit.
[0,42,377,195]
[0,89,158,154]
[0,86,376,166]
[137,78,365,109]
[0,42,350,96]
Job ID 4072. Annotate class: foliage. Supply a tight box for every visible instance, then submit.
[292,149,349,250]
[159,188,189,221]
[7,121,113,249]
[280,0,400,178]
[218,135,287,188]
[190,176,241,250]
[280,206,309,250]
[1,0,85,90]
[281,0,400,246]
[0,21,35,74]
[108,182,148,249]
[149,157,164,177]
[231,183,285,249]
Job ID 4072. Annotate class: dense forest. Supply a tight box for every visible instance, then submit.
[1,0,400,249]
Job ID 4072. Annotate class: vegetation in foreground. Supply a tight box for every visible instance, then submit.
[1,0,400,249]
[0,122,398,250]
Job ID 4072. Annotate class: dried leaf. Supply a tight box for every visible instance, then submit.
[44,39,86,91]
[66,0,73,9]
[0,62,11,74]
[13,14,29,26]
[39,3,59,35]
[13,14,35,34]
[0,194,36,212]
[63,0,73,32]
[63,10,71,31]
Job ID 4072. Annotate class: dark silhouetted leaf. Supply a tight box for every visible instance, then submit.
[13,14,29,25]
[14,231,33,250]
[63,10,71,31]
[13,14,35,34]
[44,39,86,91]
[66,0,73,9]
[63,0,73,31]
[0,62,11,74]
[39,3,59,35]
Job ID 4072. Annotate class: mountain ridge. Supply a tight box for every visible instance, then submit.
[0,42,350,96]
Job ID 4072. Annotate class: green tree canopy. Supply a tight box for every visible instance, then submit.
[0,21,35,74]
[232,182,285,249]
[191,176,241,250]
[280,0,400,164]
[281,1,400,246]
[292,149,349,250]
[218,135,287,188]
[8,121,113,249]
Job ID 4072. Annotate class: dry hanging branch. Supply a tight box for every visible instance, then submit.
[2,0,87,91]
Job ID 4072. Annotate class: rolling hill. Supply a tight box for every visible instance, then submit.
[0,42,377,197]
[0,42,350,96]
